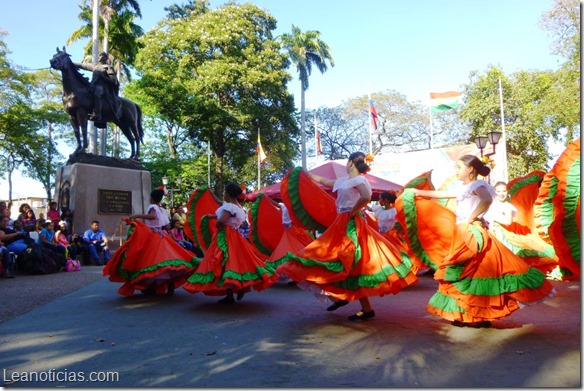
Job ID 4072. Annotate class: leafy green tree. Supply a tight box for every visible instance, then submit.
[539,0,580,143]
[23,70,69,200]
[279,25,334,169]
[131,1,298,193]
[461,65,558,178]
[0,30,45,201]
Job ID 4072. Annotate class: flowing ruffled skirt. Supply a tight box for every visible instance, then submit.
[103,220,198,296]
[268,212,418,302]
[398,189,555,323]
[182,226,278,296]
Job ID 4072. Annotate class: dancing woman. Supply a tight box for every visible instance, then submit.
[409,155,555,327]
[270,152,417,321]
[182,183,278,303]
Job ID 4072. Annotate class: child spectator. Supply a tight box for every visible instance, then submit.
[47,202,60,226]
[38,220,67,257]
[55,220,77,260]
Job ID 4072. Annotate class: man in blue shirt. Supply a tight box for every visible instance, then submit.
[82,220,111,265]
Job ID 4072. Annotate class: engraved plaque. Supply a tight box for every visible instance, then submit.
[98,189,132,214]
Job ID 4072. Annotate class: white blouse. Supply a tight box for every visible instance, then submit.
[332,176,372,213]
[216,202,246,229]
[455,180,496,225]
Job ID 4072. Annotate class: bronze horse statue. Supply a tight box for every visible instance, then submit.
[50,47,144,160]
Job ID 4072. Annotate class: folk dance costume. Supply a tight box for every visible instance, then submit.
[268,167,417,304]
[103,203,198,296]
[483,174,558,275]
[182,201,278,299]
[533,138,580,280]
[248,194,313,283]
[402,179,555,326]
[184,187,221,254]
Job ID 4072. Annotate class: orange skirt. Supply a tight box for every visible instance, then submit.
[269,212,418,302]
[398,189,555,323]
[103,220,198,296]
[182,226,278,296]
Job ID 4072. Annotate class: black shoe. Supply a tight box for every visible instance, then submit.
[327,299,349,312]
[469,321,492,328]
[348,310,375,321]
[166,282,175,296]
[218,296,235,304]
[236,289,245,301]
[141,287,156,295]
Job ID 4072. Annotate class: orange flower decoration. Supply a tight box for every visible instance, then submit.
[365,153,375,164]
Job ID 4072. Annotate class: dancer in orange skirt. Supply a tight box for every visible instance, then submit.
[410,155,555,328]
[182,183,278,304]
[483,181,558,274]
[103,189,198,296]
[269,152,417,321]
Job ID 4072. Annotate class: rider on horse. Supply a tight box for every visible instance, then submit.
[74,52,121,122]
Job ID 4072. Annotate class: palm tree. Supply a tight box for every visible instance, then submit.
[67,0,143,78]
[67,0,143,156]
[279,25,334,168]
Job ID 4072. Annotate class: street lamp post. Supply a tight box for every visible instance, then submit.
[162,176,182,207]
[474,131,502,158]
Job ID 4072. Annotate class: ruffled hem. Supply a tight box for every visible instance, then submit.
[183,226,278,294]
[269,212,417,300]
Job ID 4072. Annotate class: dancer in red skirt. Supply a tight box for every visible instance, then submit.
[270,152,418,321]
[183,183,278,303]
[103,189,198,296]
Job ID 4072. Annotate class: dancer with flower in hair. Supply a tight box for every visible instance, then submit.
[406,155,555,327]
[269,152,417,321]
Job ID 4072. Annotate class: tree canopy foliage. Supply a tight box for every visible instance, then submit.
[128,0,298,192]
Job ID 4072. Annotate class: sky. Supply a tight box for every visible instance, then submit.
[0,0,563,199]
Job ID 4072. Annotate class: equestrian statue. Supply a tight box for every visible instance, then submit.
[50,47,144,160]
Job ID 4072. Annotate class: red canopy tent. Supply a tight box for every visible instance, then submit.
[246,161,402,202]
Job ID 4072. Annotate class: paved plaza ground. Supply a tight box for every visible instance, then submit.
[0,267,580,388]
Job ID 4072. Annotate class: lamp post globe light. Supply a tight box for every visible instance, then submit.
[161,176,182,206]
[474,131,502,157]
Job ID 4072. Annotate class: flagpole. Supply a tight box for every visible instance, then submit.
[498,77,508,182]
[428,90,433,149]
[257,128,261,190]
[367,94,373,155]
[314,112,317,159]
[429,106,433,149]
[207,140,211,187]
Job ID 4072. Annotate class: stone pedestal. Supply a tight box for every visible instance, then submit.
[55,163,151,251]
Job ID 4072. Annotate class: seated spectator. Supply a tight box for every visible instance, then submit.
[82,220,111,265]
[12,220,25,234]
[17,203,31,222]
[170,222,195,252]
[47,201,60,226]
[60,207,73,228]
[55,220,77,260]
[22,209,37,233]
[3,208,14,229]
[0,216,28,255]
[38,220,66,257]
[172,204,186,227]
[0,239,15,278]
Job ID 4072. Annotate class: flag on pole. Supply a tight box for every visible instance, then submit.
[314,112,322,155]
[315,128,323,155]
[257,133,267,163]
[368,97,378,130]
[429,91,461,112]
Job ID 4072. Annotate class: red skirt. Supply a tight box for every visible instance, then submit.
[103,219,198,296]
[182,226,278,296]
